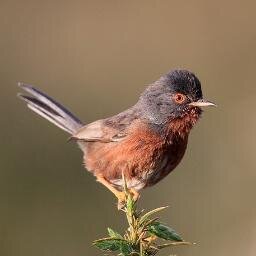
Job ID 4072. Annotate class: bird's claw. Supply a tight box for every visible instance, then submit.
[117,191,127,210]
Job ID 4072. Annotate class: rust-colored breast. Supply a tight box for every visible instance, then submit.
[82,120,189,191]
[144,135,188,187]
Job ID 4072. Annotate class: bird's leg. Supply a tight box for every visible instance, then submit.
[96,175,140,209]
[96,175,126,209]
[121,171,140,203]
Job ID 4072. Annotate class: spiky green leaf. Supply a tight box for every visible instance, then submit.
[139,206,168,224]
[120,241,134,255]
[157,241,194,249]
[107,227,123,239]
[93,238,120,251]
[147,222,183,241]
[93,237,133,253]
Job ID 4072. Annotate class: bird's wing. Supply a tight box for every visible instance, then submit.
[71,119,127,142]
[72,107,140,142]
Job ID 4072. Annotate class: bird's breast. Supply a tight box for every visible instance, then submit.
[143,136,188,187]
[84,121,188,190]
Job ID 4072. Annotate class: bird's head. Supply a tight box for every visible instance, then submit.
[138,69,216,125]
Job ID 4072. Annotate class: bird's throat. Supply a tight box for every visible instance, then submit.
[166,109,202,139]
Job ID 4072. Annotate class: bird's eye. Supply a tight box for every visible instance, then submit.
[173,93,186,104]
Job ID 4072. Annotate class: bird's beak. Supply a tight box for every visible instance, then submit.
[189,99,217,107]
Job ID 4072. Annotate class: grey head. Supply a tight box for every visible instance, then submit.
[137,69,215,124]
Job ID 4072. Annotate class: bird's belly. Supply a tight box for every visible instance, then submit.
[84,130,188,191]
[144,154,182,187]
[109,147,186,191]
[147,141,188,186]
[110,157,168,191]
[107,157,169,191]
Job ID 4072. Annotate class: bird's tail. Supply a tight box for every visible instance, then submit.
[18,83,84,134]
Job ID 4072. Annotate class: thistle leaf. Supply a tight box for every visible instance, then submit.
[157,241,194,249]
[141,217,159,230]
[139,206,168,224]
[120,242,134,255]
[93,238,121,251]
[93,237,133,253]
[107,227,123,239]
[147,222,183,241]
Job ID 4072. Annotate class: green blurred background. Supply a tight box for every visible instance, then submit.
[1,1,256,256]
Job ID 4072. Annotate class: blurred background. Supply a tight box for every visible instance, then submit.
[1,1,256,256]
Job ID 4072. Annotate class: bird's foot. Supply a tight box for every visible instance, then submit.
[117,191,126,210]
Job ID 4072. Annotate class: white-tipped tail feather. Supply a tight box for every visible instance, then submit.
[18,83,83,134]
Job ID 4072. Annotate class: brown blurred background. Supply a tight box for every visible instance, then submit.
[1,1,256,256]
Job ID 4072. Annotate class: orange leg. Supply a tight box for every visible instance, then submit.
[96,175,126,209]
[96,175,140,209]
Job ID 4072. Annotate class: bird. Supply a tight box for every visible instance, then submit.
[18,69,215,208]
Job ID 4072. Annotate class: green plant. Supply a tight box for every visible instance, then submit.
[93,177,194,256]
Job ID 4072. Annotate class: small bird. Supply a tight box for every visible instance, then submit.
[18,69,215,208]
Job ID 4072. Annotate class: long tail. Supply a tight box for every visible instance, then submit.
[18,83,84,134]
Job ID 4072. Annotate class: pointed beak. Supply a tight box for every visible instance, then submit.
[188,99,217,107]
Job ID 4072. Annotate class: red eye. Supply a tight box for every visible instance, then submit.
[173,93,186,104]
